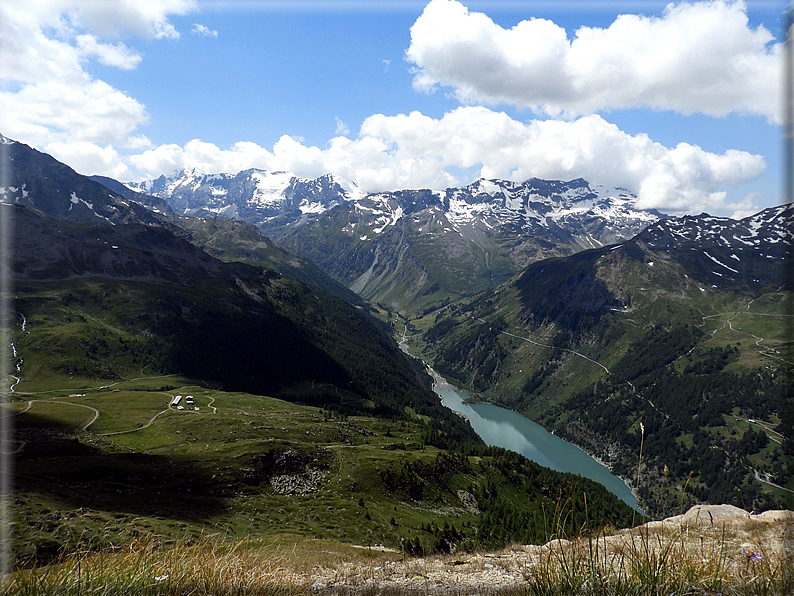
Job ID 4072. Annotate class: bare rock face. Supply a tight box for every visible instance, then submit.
[657,503,751,527]
[455,490,479,515]
[269,469,328,495]
[755,510,794,524]
[645,505,794,533]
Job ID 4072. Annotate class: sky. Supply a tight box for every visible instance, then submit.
[0,0,789,217]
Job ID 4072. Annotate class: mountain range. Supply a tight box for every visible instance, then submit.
[128,168,662,313]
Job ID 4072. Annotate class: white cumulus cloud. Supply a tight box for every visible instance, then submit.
[64,0,197,40]
[123,107,764,217]
[131,139,276,178]
[0,0,196,150]
[406,0,781,121]
[0,80,150,148]
[45,140,133,180]
[75,34,142,69]
[334,117,350,136]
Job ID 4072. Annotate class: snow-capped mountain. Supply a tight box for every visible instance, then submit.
[127,169,363,224]
[377,177,659,246]
[640,205,791,251]
[267,176,664,312]
[130,170,664,312]
[131,170,657,244]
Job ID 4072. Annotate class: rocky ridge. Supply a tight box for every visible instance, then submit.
[0,136,158,226]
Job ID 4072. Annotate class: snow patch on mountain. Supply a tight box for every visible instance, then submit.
[373,206,404,234]
[703,251,739,273]
[250,171,299,207]
[69,191,95,212]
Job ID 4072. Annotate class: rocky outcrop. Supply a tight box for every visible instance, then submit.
[269,469,328,495]
[284,505,794,595]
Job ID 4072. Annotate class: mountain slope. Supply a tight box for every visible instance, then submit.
[86,170,360,303]
[0,139,361,305]
[89,174,174,216]
[419,204,794,516]
[165,215,365,306]
[0,135,158,226]
[636,207,789,291]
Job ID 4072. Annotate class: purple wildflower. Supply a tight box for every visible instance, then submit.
[742,548,762,563]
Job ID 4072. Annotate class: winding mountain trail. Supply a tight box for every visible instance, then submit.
[14,373,183,397]
[736,416,784,445]
[74,308,127,335]
[8,399,100,430]
[472,317,675,420]
[98,407,172,437]
[753,469,794,494]
[8,385,218,437]
[0,439,26,455]
[98,390,219,436]
[5,401,33,416]
[699,298,794,365]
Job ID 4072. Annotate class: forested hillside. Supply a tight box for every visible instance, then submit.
[419,207,793,516]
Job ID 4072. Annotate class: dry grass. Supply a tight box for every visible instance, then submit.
[4,535,293,596]
[4,511,792,596]
[523,520,793,596]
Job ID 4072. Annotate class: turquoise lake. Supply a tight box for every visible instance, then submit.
[430,370,642,512]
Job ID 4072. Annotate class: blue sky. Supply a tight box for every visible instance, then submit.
[0,0,788,216]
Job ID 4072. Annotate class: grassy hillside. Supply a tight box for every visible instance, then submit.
[13,274,477,446]
[12,202,477,445]
[6,375,634,567]
[167,215,366,306]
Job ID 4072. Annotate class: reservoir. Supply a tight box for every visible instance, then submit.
[431,370,642,512]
